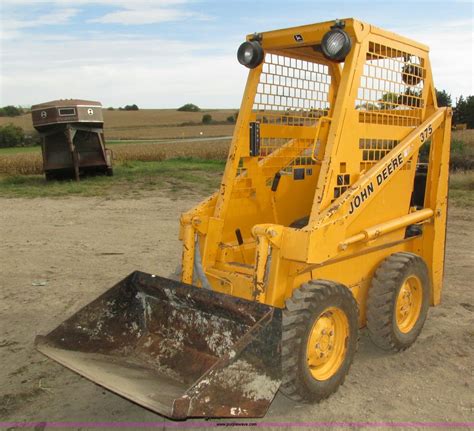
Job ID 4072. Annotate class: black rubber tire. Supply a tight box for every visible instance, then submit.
[280,280,359,403]
[367,252,430,351]
[106,167,114,177]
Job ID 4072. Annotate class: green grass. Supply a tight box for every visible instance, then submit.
[448,171,474,208]
[0,146,41,154]
[0,158,225,198]
[0,157,472,208]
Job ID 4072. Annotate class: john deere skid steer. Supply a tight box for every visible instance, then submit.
[36,18,451,418]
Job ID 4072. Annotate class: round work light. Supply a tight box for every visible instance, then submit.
[321,28,352,62]
[237,40,264,69]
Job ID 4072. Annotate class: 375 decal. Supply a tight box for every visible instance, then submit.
[420,124,433,143]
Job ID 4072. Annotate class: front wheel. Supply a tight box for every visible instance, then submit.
[367,252,430,351]
[280,280,359,402]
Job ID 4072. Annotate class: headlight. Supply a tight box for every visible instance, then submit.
[237,40,264,69]
[321,28,352,62]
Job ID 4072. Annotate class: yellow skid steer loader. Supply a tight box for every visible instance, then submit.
[36,18,452,419]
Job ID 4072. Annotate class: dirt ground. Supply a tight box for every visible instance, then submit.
[0,194,473,430]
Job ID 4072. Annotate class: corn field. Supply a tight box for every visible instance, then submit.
[0,140,231,176]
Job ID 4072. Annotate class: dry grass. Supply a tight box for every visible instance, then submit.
[0,152,43,175]
[104,108,236,126]
[452,129,474,146]
[449,170,474,190]
[0,140,231,175]
[107,123,233,140]
[449,170,474,207]
[113,140,229,162]
[0,109,237,140]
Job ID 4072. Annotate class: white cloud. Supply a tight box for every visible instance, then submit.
[393,19,474,101]
[0,8,79,39]
[0,34,247,107]
[89,7,206,25]
[0,3,471,108]
[1,0,208,26]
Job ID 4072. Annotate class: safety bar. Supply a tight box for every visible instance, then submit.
[339,208,434,250]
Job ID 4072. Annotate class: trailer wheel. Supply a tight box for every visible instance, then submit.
[367,252,430,351]
[280,280,358,402]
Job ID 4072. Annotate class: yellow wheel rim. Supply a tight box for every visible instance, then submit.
[306,307,349,381]
[395,275,422,333]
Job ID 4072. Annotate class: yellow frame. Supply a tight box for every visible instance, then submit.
[178,19,451,326]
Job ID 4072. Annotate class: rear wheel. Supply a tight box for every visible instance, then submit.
[280,280,358,402]
[367,252,430,351]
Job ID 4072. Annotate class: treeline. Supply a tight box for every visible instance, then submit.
[178,103,239,124]
[107,104,139,111]
[436,90,473,128]
[0,124,40,148]
[0,105,29,117]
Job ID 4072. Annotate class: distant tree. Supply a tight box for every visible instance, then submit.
[454,95,474,128]
[123,104,139,111]
[0,124,25,147]
[226,111,239,123]
[355,102,378,110]
[436,89,452,107]
[378,92,398,110]
[202,114,213,124]
[107,107,115,110]
[398,88,422,108]
[177,103,200,112]
[23,131,42,146]
[0,105,22,117]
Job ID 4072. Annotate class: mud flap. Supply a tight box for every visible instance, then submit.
[35,271,282,418]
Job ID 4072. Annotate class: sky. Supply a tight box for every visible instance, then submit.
[0,0,472,108]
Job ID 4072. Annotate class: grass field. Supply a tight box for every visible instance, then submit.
[0,109,237,140]
[0,158,225,198]
[0,139,231,175]
[448,170,474,207]
[0,114,472,205]
[0,158,472,208]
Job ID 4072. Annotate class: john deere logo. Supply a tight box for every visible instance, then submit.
[40,111,47,118]
[87,108,94,115]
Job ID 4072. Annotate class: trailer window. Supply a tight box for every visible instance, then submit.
[58,108,76,116]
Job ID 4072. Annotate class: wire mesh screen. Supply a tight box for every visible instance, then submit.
[244,53,332,181]
[359,138,411,172]
[355,42,425,126]
[253,53,331,125]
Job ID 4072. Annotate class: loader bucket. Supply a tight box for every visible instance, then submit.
[35,271,282,419]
